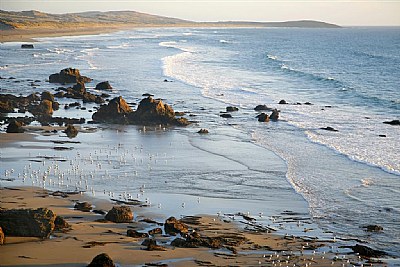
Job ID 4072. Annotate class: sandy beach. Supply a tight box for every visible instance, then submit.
[1,185,374,267]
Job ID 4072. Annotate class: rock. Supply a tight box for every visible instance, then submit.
[74,202,92,212]
[128,96,189,126]
[198,129,209,134]
[72,82,86,94]
[41,91,55,102]
[279,99,287,104]
[256,113,269,122]
[52,101,60,111]
[226,106,239,112]
[350,244,387,258]
[362,225,383,232]
[141,238,167,251]
[270,109,280,121]
[105,206,133,223]
[148,228,163,236]
[6,120,25,133]
[220,113,232,118]
[0,100,15,113]
[0,208,56,238]
[142,93,154,97]
[254,104,271,111]
[304,102,313,105]
[0,226,4,245]
[164,216,189,236]
[54,216,70,231]
[95,81,113,90]
[383,119,400,126]
[87,253,115,267]
[30,99,54,116]
[64,124,78,138]
[320,126,338,132]
[21,44,34,49]
[49,68,92,84]
[92,96,133,124]
[127,229,149,238]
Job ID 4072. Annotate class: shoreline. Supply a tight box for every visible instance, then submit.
[0,185,380,267]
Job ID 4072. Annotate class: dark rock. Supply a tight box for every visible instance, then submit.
[72,82,86,94]
[127,229,149,238]
[226,106,239,112]
[175,111,185,116]
[304,102,313,105]
[105,206,133,223]
[148,228,163,236]
[64,124,78,138]
[378,134,386,138]
[142,93,154,97]
[54,91,65,98]
[141,238,167,251]
[254,104,271,111]
[0,226,4,245]
[270,109,280,121]
[6,120,25,133]
[74,202,92,212]
[198,129,209,134]
[362,225,383,232]
[279,99,287,104]
[54,216,70,231]
[30,99,54,116]
[321,126,338,132]
[87,253,115,267]
[41,91,55,102]
[383,120,400,126]
[220,113,232,118]
[95,81,113,90]
[0,208,56,238]
[92,96,132,123]
[164,216,188,236]
[128,96,189,126]
[49,68,92,84]
[21,44,34,49]
[0,100,15,113]
[256,113,269,122]
[350,244,387,258]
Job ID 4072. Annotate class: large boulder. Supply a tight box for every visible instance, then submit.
[92,96,133,123]
[30,99,54,116]
[95,81,113,90]
[41,91,55,102]
[164,216,189,236]
[6,120,25,133]
[128,96,175,125]
[49,68,92,84]
[105,206,133,223]
[54,216,70,232]
[0,226,4,245]
[0,208,56,238]
[87,253,115,267]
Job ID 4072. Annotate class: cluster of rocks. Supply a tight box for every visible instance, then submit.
[92,96,190,126]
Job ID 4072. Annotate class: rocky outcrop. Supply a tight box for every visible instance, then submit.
[256,113,269,122]
[270,109,279,121]
[6,120,25,133]
[383,119,400,126]
[226,106,239,112]
[29,99,54,116]
[0,226,4,245]
[164,216,189,236]
[95,81,113,90]
[87,253,115,267]
[0,93,40,114]
[92,96,132,123]
[350,244,387,258]
[49,68,92,84]
[74,202,92,212]
[41,91,55,102]
[64,124,78,138]
[105,206,133,223]
[0,208,56,238]
[127,229,149,238]
[128,96,189,126]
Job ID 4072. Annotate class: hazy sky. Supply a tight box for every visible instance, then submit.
[1,0,400,26]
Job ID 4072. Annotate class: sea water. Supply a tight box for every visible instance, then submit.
[1,27,399,259]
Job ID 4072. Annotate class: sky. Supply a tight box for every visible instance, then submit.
[1,0,400,26]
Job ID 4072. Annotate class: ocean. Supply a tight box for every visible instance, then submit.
[0,27,399,260]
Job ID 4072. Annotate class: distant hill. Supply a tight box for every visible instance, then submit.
[0,10,341,30]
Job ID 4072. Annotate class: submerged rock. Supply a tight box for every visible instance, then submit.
[95,81,113,90]
[220,113,232,118]
[226,106,239,112]
[21,44,34,49]
[256,113,269,122]
[198,129,209,134]
[279,99,287,104]
[0,208,56,238]
[270,109,280,121]
[320,126,338,132]
[105,206,133,223]
[383,119,400,126]
[362,225,383,232]
[87,253,115,267]
[254,104,271,111]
